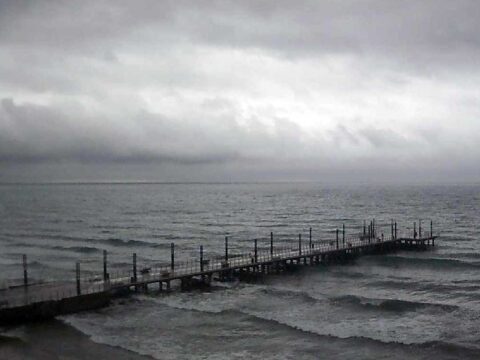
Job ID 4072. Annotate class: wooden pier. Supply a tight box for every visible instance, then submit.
[0,220,437,325]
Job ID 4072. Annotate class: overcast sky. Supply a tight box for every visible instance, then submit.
[1,0,479,183]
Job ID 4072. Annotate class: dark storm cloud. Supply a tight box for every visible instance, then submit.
[0,97,310,164]
[0,0,479,181]
[3,1,480,63]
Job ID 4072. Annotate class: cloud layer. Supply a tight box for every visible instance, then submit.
[1,0,479,182]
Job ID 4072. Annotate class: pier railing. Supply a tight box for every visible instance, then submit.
[0,219,437,310]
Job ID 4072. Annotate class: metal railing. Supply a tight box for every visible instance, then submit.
[0,220,436,309]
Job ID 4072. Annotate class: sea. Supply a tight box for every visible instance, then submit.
[0,182,479,359]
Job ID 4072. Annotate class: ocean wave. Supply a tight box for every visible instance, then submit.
[159,306,479,353]
[3,233,91,243]
[365,255,480,270]
[417,340,480,354]
[255,287,458,314]
[321,269,368,279]
[8,235,172,250]
[52,245,101,254]
[103,238,170,249]
[63,293,480,360]
[150,234,188,240]
[216,308,480,355]
[5,242,101,254]
[91,224,143,230]
[368,279,480,295]
[63,307,480,360]
[256,286,322,305]
[146,283,458,317]
[441,252,480,260]
[331,294,458,313]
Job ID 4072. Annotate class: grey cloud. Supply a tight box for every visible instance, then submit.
[1,1,480,182]
[329,124,360,146]
[2,0,480,98]
[0,98,312,164]
[329,122,421,150]
[2,96,473,167]
[357,126,411,149]
[3,1,480,65]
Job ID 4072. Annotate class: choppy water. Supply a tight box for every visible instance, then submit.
[0,183,479,359]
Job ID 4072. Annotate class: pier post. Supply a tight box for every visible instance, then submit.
[298,234,302,255]
[171,243,175,271]
[336,229,339,249]
[200,245,204,272]
[309,227,312,249]
[414,222,417,239]
[394,222,397,239]
[431,220,434,246]
[342,224,345,247]
[254,239,258,263]
[103,250,108,282]
[270,232,274,258]
[363,220,366,237]
[419,220,422,238]
[22,254,28,288]
[225,236,229,263]
[133,253,137,283]
[76,262,81,296]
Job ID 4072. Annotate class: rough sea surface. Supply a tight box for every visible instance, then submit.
[0,183,479,359]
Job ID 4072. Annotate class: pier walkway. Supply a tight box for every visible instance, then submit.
[0,220,437,325]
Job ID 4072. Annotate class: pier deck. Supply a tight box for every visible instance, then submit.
[0,220,437,325]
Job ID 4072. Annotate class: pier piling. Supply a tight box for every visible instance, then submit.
[298,234,302,255]
[431,221,435,246]
[76,262,81,296]
[103,250,108,281]
[132,253,137,283]
[22,254,28,288]
[309,227,312,249]
[225,236,229,263]
[270,232,274,257]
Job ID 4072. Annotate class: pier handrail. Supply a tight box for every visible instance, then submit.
[0,219,437,310]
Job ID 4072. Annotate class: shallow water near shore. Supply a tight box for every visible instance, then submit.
[0,182,479,359]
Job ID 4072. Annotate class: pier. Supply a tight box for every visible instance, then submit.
[0,220,437,325]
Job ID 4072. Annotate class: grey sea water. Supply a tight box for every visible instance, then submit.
[0,183,479,359]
